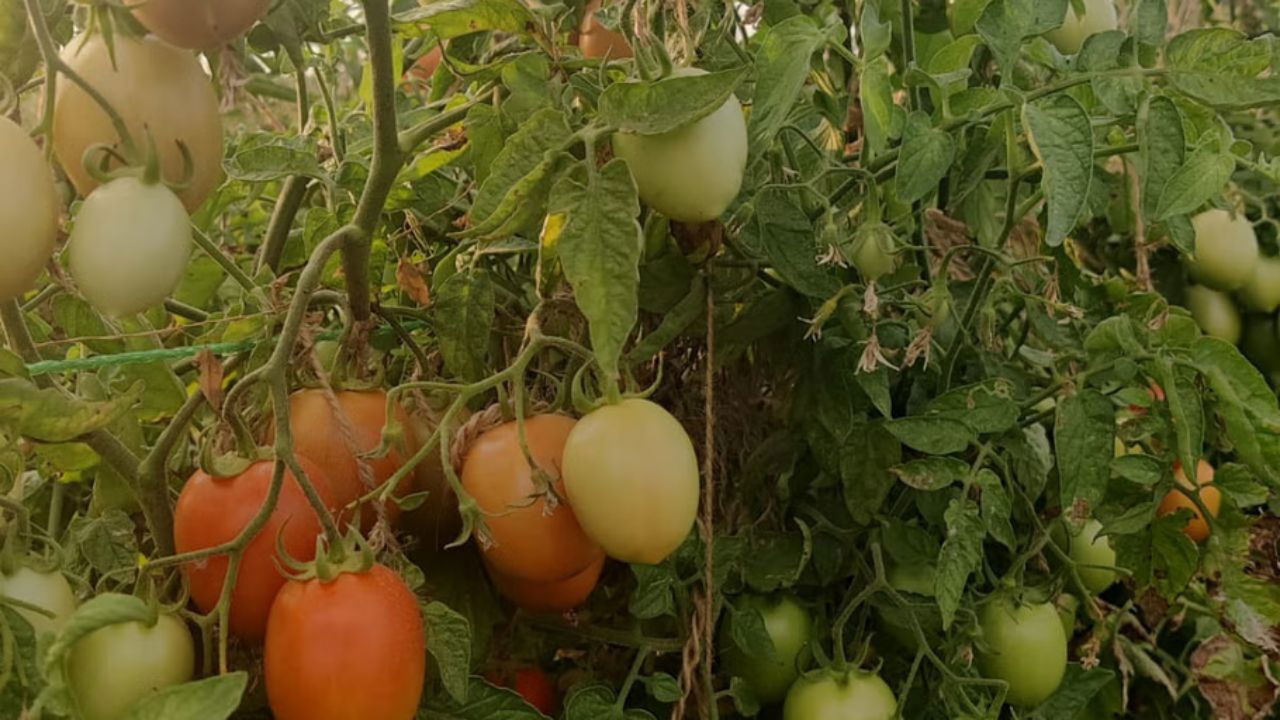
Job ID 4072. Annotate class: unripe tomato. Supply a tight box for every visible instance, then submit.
[1186,209,1259,292]
[782,668,897,720]
[562,398,699,564]
[486,667,559,715]
[1067,518,1117,592]
[579,0,632,59]
[0,116,58,303]
[127,0,270,50]
[67,613,195,720]
[977,597,1066,707]
[0,566,77,635]
[273,390,426,529]
[173,458,337,642]
[1237,256,1280,313]
[721,595,813,704]
[486,555,604,614]
[612,68,747,223]
[53,32,223,212]
[1044,0,1119,54]
[1240,314,1280,375]
[67,176,193,317]
[848,224,899,281]
[1159,459,1221,543]
[462,414,603,582]
[265,564,425,720]
[1184,285,1242,343]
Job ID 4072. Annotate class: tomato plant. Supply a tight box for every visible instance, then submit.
[977,597,1067,707]
[0,116,57,304]
[67,613,196,720]
[782,668,897,720]
[721,594,812,704]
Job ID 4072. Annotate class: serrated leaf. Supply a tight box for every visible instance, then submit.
[424,601,472,704]
[884,417,974,455]
[890,457,968,491]
[600,67,747,135]
[747,16,826,168]
[975,0,1068,76]
[1139,96,1186,221]
[1155,149,1234,220]
[395,0,536,40]
[421,676,551,719]
[0,378,142,442]
[1024,95,1093,246]
[464,108,572,239]
[1056,390,1113,513]
[120,673,247,720]
[975,469,1015,551]
[433,271,494,382]
[936,498,984,629]
[896,111,956,203]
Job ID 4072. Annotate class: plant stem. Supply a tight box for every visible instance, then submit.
[258,176,313,274]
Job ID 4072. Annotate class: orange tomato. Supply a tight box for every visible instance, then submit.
[579,0,632,59]
[403,47,443,92]
[127,0,270,50]
[1158,459,1221,542]
[486,556,604,614]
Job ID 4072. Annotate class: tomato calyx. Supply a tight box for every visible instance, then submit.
[277,527,376,583]
[81,128,195,198]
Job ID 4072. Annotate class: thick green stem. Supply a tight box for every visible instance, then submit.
[258,176,313,274]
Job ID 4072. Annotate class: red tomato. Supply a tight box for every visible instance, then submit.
[173,458,337,642]
[265,564,425,720]
[486,667,559,715]
[462,415,603,582]
[486,556,604,614]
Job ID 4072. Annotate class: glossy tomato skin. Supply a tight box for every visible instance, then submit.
[562,398,699,565]
[276,389,426,529]
[128,0,270,50]
[486,555,604,614]
[0,117,58,303]
[1067,518,1118,592]
[67,176,193,317]
[486,668,559,715]
[172,458,336,642]
[722,595,813,704]
[1184,285,1242,343]
[462,414,603,582]
[579,0,632,59]
[612,68,747,223]
[265,564,426,720]
[67,613,195,720]
[782,668,897,720]
[1159,459,1221,542]
[1044,0,1118,54]
[0,566,77,635]
[53,33,223,212]
[977,598,1067,707]
[1237,256,1280,313]
[1186,209,1259,292]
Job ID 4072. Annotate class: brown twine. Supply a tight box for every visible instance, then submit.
[448,403,508,471]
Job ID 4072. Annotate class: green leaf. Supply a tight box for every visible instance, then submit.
[935,498,984,629]
[741,190,840,298]
[421,676,551,719]
[1168,72,1280,111]
[1193,337,1280,487]
[975,469,1015,551]
[1111,454,1164,486]
[858,1,891,60]
[433,271,495,382]
[841,423,902,524]
[890,457,969,491]
[424,601,472,704]
[895,111,957,203]
[32,442,100,472]
[729,604,778,662]
[0,378,142,442]
[884,417,975,455]
[1167,28,1271,74]
[1131,0,1167,46]
[748,16,827,169]
[975,0,1068,77]
[395,0,536,39]
[641,673,682,703]
[925,380,1019,435]
[1036,665,1115,717]
[1023,95,1093,246]
[1055,390,1113,513]
[859,56,896,158]
[464,108,572,239]
[464,104,504,185]
[551,160,643,380]
[0,605,41,716]
[120,674,247,720]
[627,276,705,366]
[1139,96,1186,222]
[630,563,676,619]
[600,67,748,135]
[223,133,325,182]
[1154,149,1234,221]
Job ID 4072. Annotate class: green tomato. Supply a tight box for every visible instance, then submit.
[848,223,898,281]
[1237,256,1280,313]
[977,597,1067,707]
[0,116,59,303]
[67,176,193,317]
[1045,0,1119,54]
[0,566,77,635]
[68,613,196,720]
[721,594,813,704]
[1184,285,1242,343]
[782,668,897,720]
[1186,209,1259,292]
[612,68,748,223]
[1068,518,1117,592]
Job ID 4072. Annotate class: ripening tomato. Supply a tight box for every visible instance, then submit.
[1184,285,1242,343]
[1186,209,1259,292]
[67,613,195,720]
[462,414,603,582]
[173,458,337,642]
[977,597,1067,707]
[1237,256,1280,313]
[486,667,559,715]
[579,0,632,59]
[1044,0,1118,54]
[53,33,223,212]
[1067,518,1117,592]
[486,555,604,614]
[562,398,699,565]
[127,0,270,50]
[0,116,58,304]
[721,595,813,704]
[273,389,425,529]
[67,176,193,317]
[782,668,897,720]
[0,565,77,635]
[1159,459,1221,543]
[265,564,426,720]
[403,46,443,92]
[612,68,747,223]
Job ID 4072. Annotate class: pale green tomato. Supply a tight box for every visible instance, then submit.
[68,176,193,317]
[68,613,196,720]
[848,225,898,281]
[1045,0,1119,54]
[0,566,77,635]
[782,668,897,720]
[1068,518,1117,593]
[1237,257,1280,313]
[721,595,813,704]
[562,398,699,564]
[1187,209,1259,291]
[0,116,58,303]
[1184,285,1242,343]
[978,598,1067,707]
[612,68,748,223]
